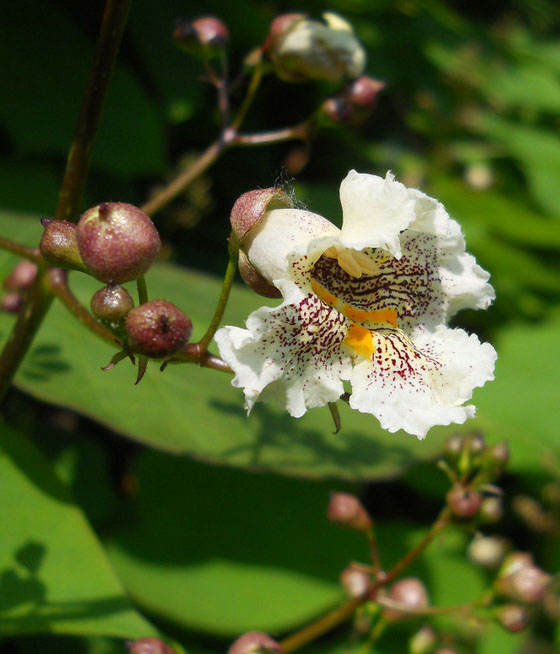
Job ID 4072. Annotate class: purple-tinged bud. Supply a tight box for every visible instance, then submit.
[4,260,38,291]
[40,218,87,272]
[265,12,366,83]
[409,625,437,654]
[346,76,386,108]
[384,578,429,621]
[91,284,134,323]
[230,187,292,245]
[495,604,530,633]
[1,292,24,314]
[238,251,281,298]
[340,567,371,598]
[495,562,552,604]
[227,632,283,654]
[321,77,385,127]
[479,496,503,523]
[263,14,306,54]
[320,97,354,125]
[327,492,372,531]
[126,300,192,359]
[498,552,534,578]
[446,484,482,518]
[174,16,229,56]
[468,535,509,569]
[126,637,176,654]
[77,203,161,284]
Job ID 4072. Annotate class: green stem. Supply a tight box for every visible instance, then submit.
[0,0,130,404]
[0,238,44,265]
[230,56,263,132]
[56,0,132,223]
[196,241,238,355]
[137,275,148,304]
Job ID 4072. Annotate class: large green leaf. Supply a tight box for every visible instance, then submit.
[107,450,368,636]
[0,423,157,640]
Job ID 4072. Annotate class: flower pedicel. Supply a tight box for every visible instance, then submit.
[216,171,497,438]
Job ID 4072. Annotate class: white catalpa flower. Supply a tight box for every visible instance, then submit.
[215,171,497,438]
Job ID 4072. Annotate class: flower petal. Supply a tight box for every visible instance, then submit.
[245,208,339,290]
[349,326,497,438]
[215,294,353,417]
[338,170,418,257]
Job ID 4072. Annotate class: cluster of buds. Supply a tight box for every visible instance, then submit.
[441,434,509,523]
[1,259,38,314]
[321,76,385,126]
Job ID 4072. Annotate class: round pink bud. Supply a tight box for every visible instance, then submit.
[1,292,24,314]
[263,14,307,53]
[446,484,482,518]
[4,260,38,291]
[127,638,176,654]
[77,202,161,284]
[230,188,292,244]
[495,604,530,632]
[228,632,283,654]
[340,567,371,598]
[91,284,134,322]
[346,76,386,108]
[238,251,281,299]
[40,218,87,272]
[384,577,429,620]
[174,16,229,55]
[126,299,192,359]
[498,552,534,578]
[495,563,551,604]
[327,492,372,532]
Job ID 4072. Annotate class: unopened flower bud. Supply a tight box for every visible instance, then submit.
[77,202,161,284]
[40,218,87,272]
[91,284,134,323]
[126,638,176,654]
[468,432,486,454]
[327,492,372,531]
[384,578,429,621]
[228,631,283,654]
[126,299,193,359]
[468,535,508,569]
[487,442,509,466]
[265,12,366,83]
[495,562,551,604]
[498,552,534,578]
[340,567,371,598]
[446,484,482,518]
[1,292,24,314]
[479,496,503,523]
[263,14,306,53]
[495,604,530,632]
[230,187,292,245]
[238,251,281,298]
[174,16,229,56]
[409,624,437,654]
[4,260,38,291]
[444,434,464,458]
[321,76,385,126]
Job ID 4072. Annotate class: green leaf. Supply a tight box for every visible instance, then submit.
[107,451,368,636]
[0,423,157,640]
[474,115,560,217]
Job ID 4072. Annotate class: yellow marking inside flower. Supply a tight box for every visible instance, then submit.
[311,278,398,328]
[343,305,398,329]
[343,323,375,359]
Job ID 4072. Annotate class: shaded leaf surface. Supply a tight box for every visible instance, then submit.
[0,424,157,639]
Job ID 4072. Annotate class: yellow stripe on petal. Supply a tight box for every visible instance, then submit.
[343,305,398,329]
[311,278,338,308]
[343,323,375,359]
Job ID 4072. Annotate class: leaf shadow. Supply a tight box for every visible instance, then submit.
[19,344,71,382]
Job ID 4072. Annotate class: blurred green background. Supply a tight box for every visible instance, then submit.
[1,0,559,653]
